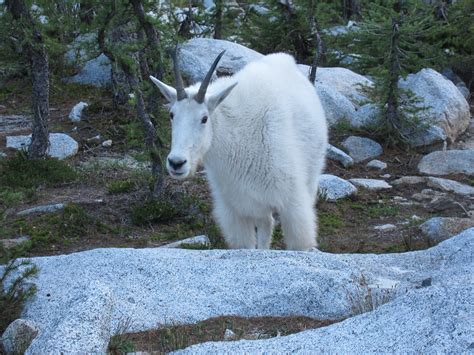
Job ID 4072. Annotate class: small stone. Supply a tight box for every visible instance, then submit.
[418,150,474,176]
[224,329,237,341]
[87,135,101,142]
[374,224,396,232]
[349,178,392,190]
[380,174,391,179]
[425,196,458,212]
[69,102,88,122]
[101,140,113,147]
[1,236,30,249]
[326,144,354,168]
[366,159,387,170]
[1,319,40,354]
[159,235,210,249]
[426,177,474,196]
[341,136,383,163]
[419,217,474,244]
[391,176,426,186]
[17,203,64,216]
[7,133,78,160]
[318,174,358,201]
[393,196,407,202]
[411,215,422,221]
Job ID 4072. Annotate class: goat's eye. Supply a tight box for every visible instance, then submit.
[201,116,208,124]
[170,112,174,120]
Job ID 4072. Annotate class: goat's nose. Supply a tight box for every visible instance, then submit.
[168,158,187,170]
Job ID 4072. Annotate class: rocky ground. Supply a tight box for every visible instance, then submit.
[0,38,473,354]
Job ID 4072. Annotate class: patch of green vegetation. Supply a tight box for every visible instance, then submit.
[319,211,345,235]
[0,152,77,189]
[3,204,114,256]
[107,180,135,194]
[122,121,145,149]
[271,226,284,248]
[178,243,210,250]
[108,317,135,355]
[367,204,399,218]
[332,119,353,134]
[0,188,26,209]
[131,200,179,225]
[204,223,226,249]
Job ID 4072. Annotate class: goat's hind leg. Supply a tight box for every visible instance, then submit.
[279,195,317,251]
[256,214,274,249]
[214,202,256,249]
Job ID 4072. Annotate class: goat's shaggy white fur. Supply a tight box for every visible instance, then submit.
[152,53,328,250]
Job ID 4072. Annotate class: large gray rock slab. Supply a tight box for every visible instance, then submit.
[4,229,471,354]
[6,133,78,160]
[399,68,470,146]
[26,281,115,354]
[179,38,263,83]
[319,174,357,201]
[419,217,474,244]
[175,229,474,354]
[65,53,111,87]
[326,144,354,168]
[341,136,383,163]
[418,150,474,176]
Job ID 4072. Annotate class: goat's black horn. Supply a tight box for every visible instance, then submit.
[170,46,187,101]
[195,50,226,103]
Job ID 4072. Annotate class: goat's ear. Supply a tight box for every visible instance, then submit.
[150,76,177,103]
[206,82,237,112]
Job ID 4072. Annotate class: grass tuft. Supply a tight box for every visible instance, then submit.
[131,200,179,225]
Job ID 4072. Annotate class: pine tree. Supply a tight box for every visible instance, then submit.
[335,0,445,145]
[5,0,50,159]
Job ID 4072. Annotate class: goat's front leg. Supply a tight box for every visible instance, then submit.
[213,199,256,249]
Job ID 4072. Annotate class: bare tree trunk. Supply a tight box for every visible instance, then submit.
[308,11,324,83]
[342,0,362,21]
[214,0,223,39]
[6,0,49,159]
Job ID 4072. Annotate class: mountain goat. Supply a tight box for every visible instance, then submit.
[150,50,328,250]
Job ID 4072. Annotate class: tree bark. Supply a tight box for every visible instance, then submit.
[386,17,404,141]
[6,0,49,159]
[213,0,223,39]
[99,3,165,198]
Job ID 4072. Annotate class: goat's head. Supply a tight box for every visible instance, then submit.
[150,49,237,179]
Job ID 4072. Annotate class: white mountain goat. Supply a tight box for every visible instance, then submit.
[150,50,328,250]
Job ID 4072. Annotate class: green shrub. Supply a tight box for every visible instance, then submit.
[0,152,77,189]
[107,180,135,194]
[0,259,38,334]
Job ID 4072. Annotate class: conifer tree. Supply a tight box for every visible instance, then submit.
[5,0,50,159]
